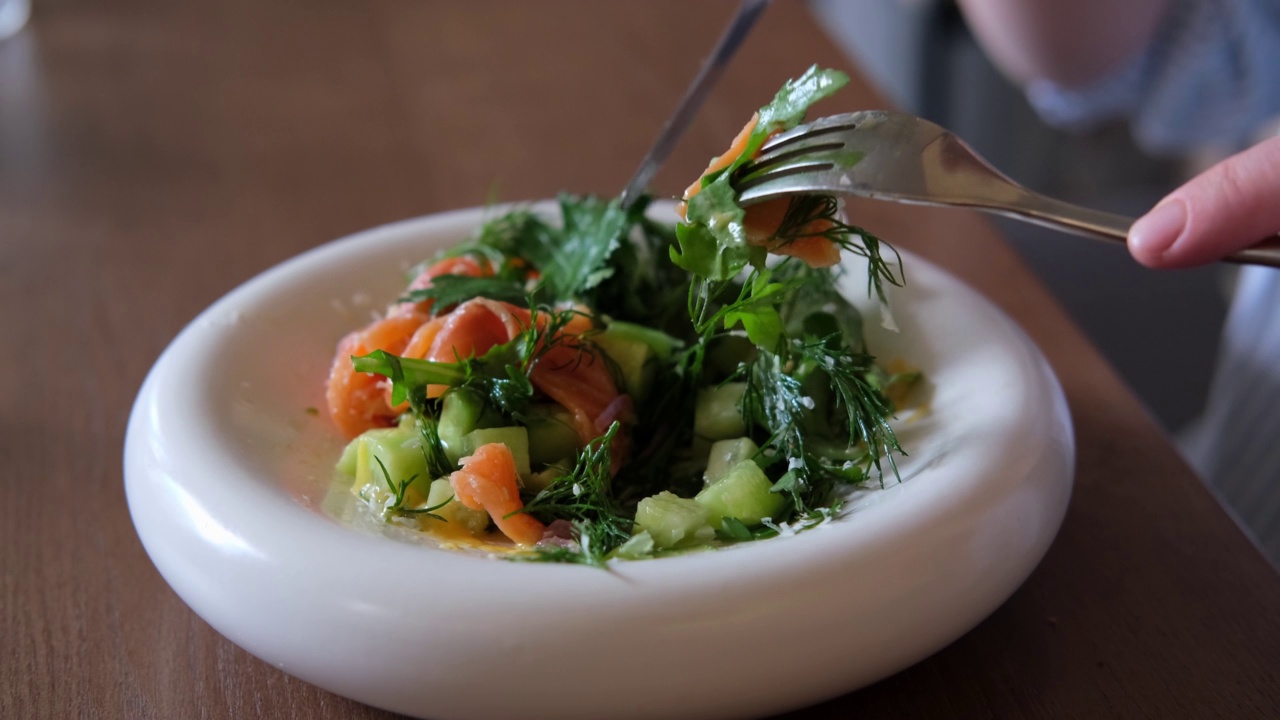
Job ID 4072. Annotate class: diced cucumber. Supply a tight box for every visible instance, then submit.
[439,388,486,463]
[524,404,582,466]
[594,331,654,399]
[526,460,570,493]
[420,478,490,537]
[335,435,361,477]
[613,531,657,560]
[462,426,532,479]
[600,319,681,360]
[695,383,747,440]
[695,460,786,529]
[704,437,760,485]
[634,491,715,549]
[351,426,431,508]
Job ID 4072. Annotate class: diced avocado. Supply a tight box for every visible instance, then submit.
[634,491,715,549]
[462,426,532,480]
[419,478,490,536]
[524,404,582,466]
[704,437,760,485]
[695,383,747,440]
[351,426,431,508]
[594,331,654,399]
[439,388,486,463]
[695,460,786,529]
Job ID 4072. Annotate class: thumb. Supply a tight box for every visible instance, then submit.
[1128,134,1280,269]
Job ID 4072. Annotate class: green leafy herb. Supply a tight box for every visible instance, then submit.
[372,456,452,520]
[416,414,454,480]
[402,274,529,313]
[769,195,903,304]
[792,339,902,484]
[519,422,631,566]
[674,66,850,281]
[352,303,587,419]
[741,335,904,511]
[715,517,754,541]
[337,67,922,563]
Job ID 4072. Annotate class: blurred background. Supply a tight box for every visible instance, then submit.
[812,0,1231,439]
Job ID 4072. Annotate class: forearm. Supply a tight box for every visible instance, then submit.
[955,0,1170,88]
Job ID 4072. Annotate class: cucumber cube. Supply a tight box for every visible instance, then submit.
[526,462,569,493]
[613,531,657,560]
[594,331,654,399]
[696,460,785,529]
[351,426,431,508]
[704,437,760,485]
[599,319,681,360]
[635,491,715,549]
[462,426,532,479]
[335,434,361,477]
[524,404,582,466]
[420,478,490,537]
[439,388,486,463]
[695,383,747,440]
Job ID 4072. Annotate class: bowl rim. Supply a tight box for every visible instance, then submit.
[124,200,1075,720]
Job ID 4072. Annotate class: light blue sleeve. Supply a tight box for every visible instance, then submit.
[1025,0,1280,153]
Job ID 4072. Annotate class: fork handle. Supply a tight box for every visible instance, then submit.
[993,191,1280,269]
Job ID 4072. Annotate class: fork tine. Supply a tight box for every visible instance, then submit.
[734,140,844,179]
[755,113,863,156]
[735,160,838,194]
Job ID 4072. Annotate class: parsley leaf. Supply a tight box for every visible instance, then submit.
[401,274,529,313]
[521,194,629,300]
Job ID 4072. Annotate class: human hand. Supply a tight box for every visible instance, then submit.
[1128,135,1280,268]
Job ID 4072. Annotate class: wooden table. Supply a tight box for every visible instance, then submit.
[3,1,1277,717]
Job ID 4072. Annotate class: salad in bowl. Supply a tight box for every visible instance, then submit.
[327,67,922,563]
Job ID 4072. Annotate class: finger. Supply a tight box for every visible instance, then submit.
[1128,135,1280,269]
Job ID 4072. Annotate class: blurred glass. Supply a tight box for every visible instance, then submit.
[0,0,30,41]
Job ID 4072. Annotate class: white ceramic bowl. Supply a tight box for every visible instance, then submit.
[125,202,1073,720]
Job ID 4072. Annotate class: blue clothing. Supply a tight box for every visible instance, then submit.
[1027,0,1280,152]
[1183,267,1280,561]
[1023,0,1280,561]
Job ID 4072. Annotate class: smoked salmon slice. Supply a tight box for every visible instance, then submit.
[326,312,428,438]
[450,443,546,546]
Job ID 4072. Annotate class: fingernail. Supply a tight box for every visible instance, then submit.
[1129,199,1186,258]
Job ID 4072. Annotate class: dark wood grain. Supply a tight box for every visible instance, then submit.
[1,1,1276,718]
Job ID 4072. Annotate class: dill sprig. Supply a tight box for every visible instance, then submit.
[415,412,454,480]
[742,338,904,511]
[770,195,903,304]
[791,339,903,484]
[372,456,452,519]
[518,422,631,565]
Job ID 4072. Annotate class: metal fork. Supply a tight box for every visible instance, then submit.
[734,110,1280,268]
